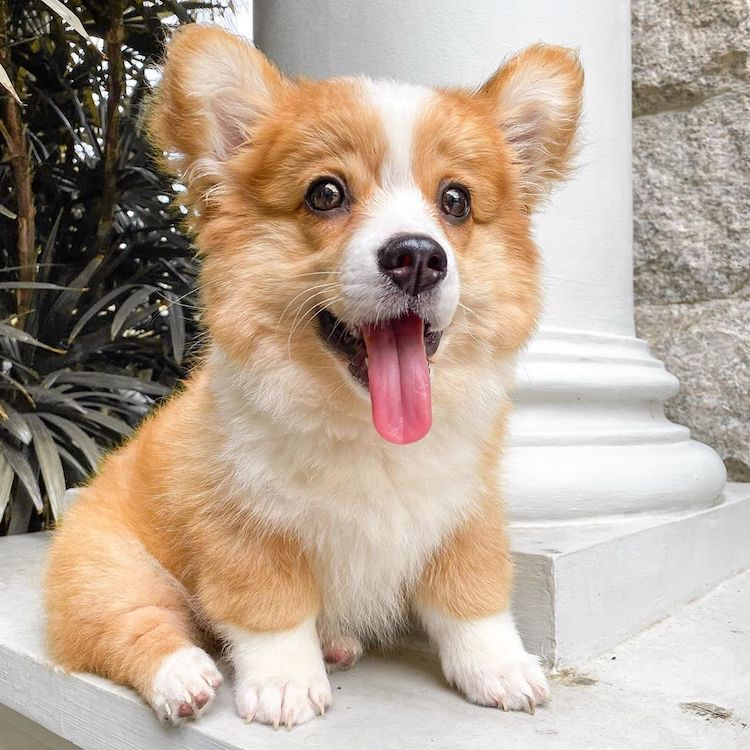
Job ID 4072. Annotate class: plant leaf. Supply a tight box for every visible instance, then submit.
[0,370,35,406]
[36,209,63,286]
[0,64,22,105]
[0,203,17,219]
[49,370,170,396]
[44,255,102,341]
[0,441,43,513]
[0,453,14,521]
[0,322,66,353]
[0,282,70,291]
[39,0,95,45]
[68,284,135,343]
[25,414,66,520]
[7,489,32,534]
[56,445,89,481]
[0,400,32,445]
[164,291,185,365]
[25,385,86,415]
[111,286,155,339]
[38,412,101,471]
[81,409,133,437]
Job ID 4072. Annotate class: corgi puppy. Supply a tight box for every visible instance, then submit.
[45,26,583,728]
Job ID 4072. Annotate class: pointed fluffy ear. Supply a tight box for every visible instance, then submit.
[148,25,287,187]
[479,44,583,209]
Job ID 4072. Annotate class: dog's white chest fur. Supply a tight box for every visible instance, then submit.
[212,350,508,641]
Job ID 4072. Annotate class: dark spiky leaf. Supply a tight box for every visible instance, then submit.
[110,286,156,339]
[0,454,15,521]
[0,400,32,445]
[50,370,171,396]
[25,414,66,520]
[38,412,102,471]
[1,442,43,513]
[164,291,186,365]
[0,323,65,353]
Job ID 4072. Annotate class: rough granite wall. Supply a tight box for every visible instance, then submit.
[632,0,750,481]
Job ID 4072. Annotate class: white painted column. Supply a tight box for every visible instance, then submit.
[252,0,726,522]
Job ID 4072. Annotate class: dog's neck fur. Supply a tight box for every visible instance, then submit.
[206,345,514,641]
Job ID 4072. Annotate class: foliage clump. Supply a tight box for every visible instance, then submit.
[0,0,227,533]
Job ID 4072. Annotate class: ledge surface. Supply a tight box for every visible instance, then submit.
[1,533,749,749]
[511,484,750,665]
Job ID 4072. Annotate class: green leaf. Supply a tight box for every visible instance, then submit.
[0,322,66,353]
[26,414,66,520]
[0,442,43,513]
[38,413,101,471]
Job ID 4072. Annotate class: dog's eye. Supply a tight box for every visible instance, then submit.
[306,178,346,212]
[440,184,471,220]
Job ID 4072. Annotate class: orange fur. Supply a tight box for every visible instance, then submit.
[46,373,320,687]
[44,26,583,720]
[416,404,513,619]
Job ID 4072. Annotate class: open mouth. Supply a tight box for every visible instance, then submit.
[318,308,443,445]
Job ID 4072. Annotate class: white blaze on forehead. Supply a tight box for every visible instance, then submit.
[337,79,460,331]
[362,79,433,185]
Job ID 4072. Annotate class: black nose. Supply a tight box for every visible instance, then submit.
[377,234,448,296]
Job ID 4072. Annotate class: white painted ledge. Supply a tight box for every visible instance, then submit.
[1,534,749,750]
[512,484,750,665]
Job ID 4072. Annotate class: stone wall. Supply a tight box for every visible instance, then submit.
[632,0,750,480]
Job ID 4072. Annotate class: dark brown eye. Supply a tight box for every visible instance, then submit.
[306,178,346,212]
[440,184,470,220]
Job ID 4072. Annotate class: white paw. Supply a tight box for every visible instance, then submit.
[451,649,550,712]
[149,646,222,725]
[234,671,332,728]
[420,606,550,714]
[220,618,332,728]
[322,633,364,672]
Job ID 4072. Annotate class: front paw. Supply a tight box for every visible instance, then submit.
[420,606,550,714]
[221,618,331,728]
[448,649,549,713]
[234,670,331,728]
[148,646,223,725]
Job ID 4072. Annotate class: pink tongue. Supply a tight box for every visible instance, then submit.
[362,314,432,445]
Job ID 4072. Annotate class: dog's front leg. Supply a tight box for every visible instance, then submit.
[414,496,549,713]
[197,528,330,728]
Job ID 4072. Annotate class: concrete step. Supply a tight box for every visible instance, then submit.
[1,533,748,750]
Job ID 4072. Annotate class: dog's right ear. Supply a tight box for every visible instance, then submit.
[148,25,286,186]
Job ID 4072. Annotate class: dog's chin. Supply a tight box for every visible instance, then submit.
[316,307,443,390]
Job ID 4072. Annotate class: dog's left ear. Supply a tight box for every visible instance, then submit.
[478,44,584,209]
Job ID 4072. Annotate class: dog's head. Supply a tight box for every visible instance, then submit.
[149,26,583,444]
